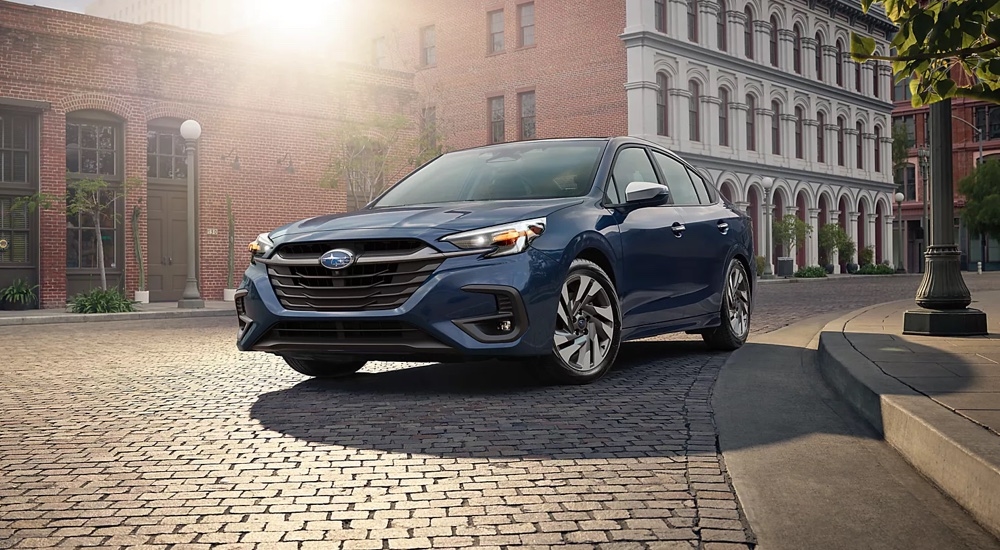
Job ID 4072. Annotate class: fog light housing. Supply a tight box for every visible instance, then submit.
[452,285,528,344]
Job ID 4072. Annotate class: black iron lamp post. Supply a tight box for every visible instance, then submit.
[895,191,906,273]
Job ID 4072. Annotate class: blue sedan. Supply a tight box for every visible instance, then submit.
[236,137,755,384]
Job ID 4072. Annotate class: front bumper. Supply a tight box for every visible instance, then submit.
[235,245,563,362]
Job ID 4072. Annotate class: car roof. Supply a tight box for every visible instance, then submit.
[440,135,683,156]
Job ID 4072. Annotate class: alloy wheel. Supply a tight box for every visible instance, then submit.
[553,273,615,372]
[727,264,751,340]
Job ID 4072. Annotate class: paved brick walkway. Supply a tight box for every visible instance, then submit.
[4,273,1000,549]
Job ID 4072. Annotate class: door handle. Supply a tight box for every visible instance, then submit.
[671,222,686,237]
[168,257,173,265]
[717,221,730,234]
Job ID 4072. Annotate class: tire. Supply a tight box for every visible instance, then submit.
[283,357,367,378]
[541,259,622,384]
[702,258,752,351]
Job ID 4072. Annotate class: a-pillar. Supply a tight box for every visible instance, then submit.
[829,209,841,273]
[884,214,896,269]
[847,210,860,265]
[786,205,799,270]
[807,208,820,267]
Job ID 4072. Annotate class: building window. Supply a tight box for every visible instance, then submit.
[815,33,824,81]
[657,72,670,136]
[372,37,387,67]
[894,115,916,145]
[856,122,864,169]
[817,112,826,163]
[921,111,930,145]
[792,24,802,74]
[744,7,754,59]
[873,62,880,98]
[689,81,701,141]
[837,116,845,166]
[420,25,436,66]
[894,76,912,102]
[66,121,117,177]
[769,15,778,67]
[655,0,666,32]
[0,197,29,264]
[488,10,504,53]
[489,96,504,144]
[973,105,1000,140]
[0,113,32,185]
[835,39,844,86]
[898,163,916,200]
[717,0,727,51]
[855,60,862,92]
[874,126,882,172]
[688,0,699,42]
[518,3,535,47]
[794,106,803,159]
[66,115,123,271]
[146,128,187,180]
[719,87,729,146]
[746,94,756,150]
[771,100,780,155]
[519,91,536,140]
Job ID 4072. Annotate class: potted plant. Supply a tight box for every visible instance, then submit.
[817,224,840,274]
[1,278,38,310]
[772,214,812,277]
[131,200,148,304]
[223,196,237,302]
[836,230,858,274]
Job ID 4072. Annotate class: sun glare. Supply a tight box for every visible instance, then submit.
[243,0,352,53]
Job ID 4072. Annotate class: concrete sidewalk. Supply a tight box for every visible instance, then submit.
[0,300,234,326]
[818,292,1000,539]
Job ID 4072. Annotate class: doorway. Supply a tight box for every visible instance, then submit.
[146,184,188,302]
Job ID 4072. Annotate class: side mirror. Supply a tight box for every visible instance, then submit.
[624,181,669,204]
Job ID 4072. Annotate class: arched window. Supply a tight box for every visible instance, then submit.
[855,59,862,92]
[771,100,781,155]
[792,24,802,74]
[873,62,880,98]
[657,72,669,136]
[835,39,844,86]
[769,15,779,67]
[837,116,846,165]
[744,6,754,60]
[817,112,826,163]
[815,33,824,81]
[688,0,699,42]
[654,0,666,32]
[856,121,864,169]
[874,126,882,172]
[718,0,728,51]
[719,87,730,146]
[794,106,804,159]
[689,80,701,141]
[746,94,757,150]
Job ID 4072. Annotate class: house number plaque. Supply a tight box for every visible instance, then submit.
[0,239,8,251]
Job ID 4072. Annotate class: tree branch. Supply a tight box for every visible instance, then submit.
[858,39,1000,62]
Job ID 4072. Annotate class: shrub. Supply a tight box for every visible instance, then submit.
[755,255,766,275]
[794,266,828,278]
[856,264,895,275]
[859,246,874,266]
[0,278,38,306]
[69,288,136,314]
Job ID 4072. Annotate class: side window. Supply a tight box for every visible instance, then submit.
[687,168,717,205]
[607,147,659,204]
[652,151,700,205]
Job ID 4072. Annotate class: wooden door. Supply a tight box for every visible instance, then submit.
[147,185,188,302]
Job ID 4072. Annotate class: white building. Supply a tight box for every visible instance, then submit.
[624,0,898,273]
[85,0,251,34]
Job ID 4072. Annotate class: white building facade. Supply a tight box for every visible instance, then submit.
[623,0,898,273]
[86,0,249,34]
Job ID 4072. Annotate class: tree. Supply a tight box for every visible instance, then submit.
[959,158,1000,242]
[851,0,1000,106]
[818,223,842,266]
[772,214,813,257]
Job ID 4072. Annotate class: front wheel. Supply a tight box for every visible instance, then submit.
[283,357,367,378]
[702,258,752,351]
[541,259,622,384]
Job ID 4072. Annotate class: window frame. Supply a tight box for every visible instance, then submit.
[602,145,664,207]
[856,121,864,169]
[650,148,718,206]
[835,39,844,86]
[837,116,846,166]
[420,25,436,67]
[718,87,730,147]
[688,0,699,42]
[655,0,666,32]
[518,90,536,140]
[518,2,535,47]
[657,72,670,136]
[794,106,803,159]
[815,33,824,81]
[146,121,190,185]
[744,7,754,59]
[688,80,701,142]
[717,0,727,51]
[874,126,882,172]
[769,15,779,67]
[488,96,505,144]
[746,94,757,151]
[817,112,826,163]
[770,100,781,155]
[792,24,802,74]
[487,10,504,54]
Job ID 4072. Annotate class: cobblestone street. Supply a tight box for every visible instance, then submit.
[4,274,1000,550]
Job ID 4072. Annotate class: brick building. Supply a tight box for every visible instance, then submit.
[0,1,418,308]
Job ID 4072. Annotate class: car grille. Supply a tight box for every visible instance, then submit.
[267,240,443,311]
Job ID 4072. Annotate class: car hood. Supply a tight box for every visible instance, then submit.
[269,198,585,240]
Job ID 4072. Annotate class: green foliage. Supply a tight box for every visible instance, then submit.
[859,245,875,266]
[853,0,1000,106]
[856,263,896,275]
[772,214,813,253]
[794,266,828,278]
[959,158,1000,238]
[0,278,38,305]
[226,196,236,288]
[131,200,145,291]
[69,287,136,314]
[837,229,857,265]
[755,255,766,276]
[891,123,912,187]
[817,223,842,265]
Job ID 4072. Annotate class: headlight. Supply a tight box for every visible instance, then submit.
[441,218,546,257]
[248,233,274,259]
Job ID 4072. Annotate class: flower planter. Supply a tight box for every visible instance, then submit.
[223,288,237,302]
[134,290,149,304]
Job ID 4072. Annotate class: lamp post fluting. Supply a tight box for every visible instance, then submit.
[178,119,205,309]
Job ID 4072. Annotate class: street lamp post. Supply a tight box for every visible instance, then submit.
[917,145,930,263]
[762,177,774,278]
[895,192,905,273]
[178,119,205,309]
[902,99,986,335]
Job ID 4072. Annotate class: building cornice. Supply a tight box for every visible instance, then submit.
[620,30,894,114]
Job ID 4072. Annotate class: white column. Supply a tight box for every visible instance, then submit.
[847,60,858,92]
[728,9,743,56]
[670,88,690,140]
[801,38,817,79]
[824,45,837,86]
[885,214,895,268]
[785,205,798,270]
[879,137,893,175]
[829,209,841,273]
[804,119,818,164]
[760,106,772,155]
[731,102,747,152]
[764,193,775,272]
[780,113,797,161]
[866,212,878,260]
[735,201,749,214]
[806,208,820,267]
[861,62,874,97]
[845,127,858,172]
[824,123,837,167]
[699,0,717,49]
[755,19,770,65]
[863,133,875,176]
[778,29,795,72]
[705,96,720,146]
[668,0,686,38]
[847,210,860,265]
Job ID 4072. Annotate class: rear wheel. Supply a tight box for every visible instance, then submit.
[283,357,367,378]
[702,258,752,351]
[542,259,622,384]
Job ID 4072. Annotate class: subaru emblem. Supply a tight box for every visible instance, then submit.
[319,248,356,270]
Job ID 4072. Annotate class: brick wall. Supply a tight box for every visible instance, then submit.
[0,1,418,307]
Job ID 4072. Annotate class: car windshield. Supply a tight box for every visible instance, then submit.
[371,140,607,208]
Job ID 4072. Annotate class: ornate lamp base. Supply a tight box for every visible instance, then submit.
[902,308,987,336]
[903,246,987,336]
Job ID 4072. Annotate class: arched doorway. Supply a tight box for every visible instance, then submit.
[875,200,886,264]
[838,195,851,269]
[720,181,736,203]
[773,189,787,260]
[857,199,870,265]
[795,190,808,268]
[818,192,832,266]
[747,186,761,254]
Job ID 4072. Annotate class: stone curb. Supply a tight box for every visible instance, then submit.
[816,305,1000,539]
[0,307,234,326]
[756,274,922,284]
